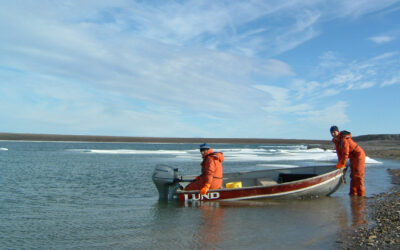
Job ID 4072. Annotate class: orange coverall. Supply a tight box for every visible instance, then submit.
[332,132,366,196]
[185,148,224,191]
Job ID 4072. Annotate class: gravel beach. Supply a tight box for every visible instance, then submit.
[337,169,400,249]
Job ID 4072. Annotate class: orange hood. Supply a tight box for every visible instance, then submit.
[203,148,224,162]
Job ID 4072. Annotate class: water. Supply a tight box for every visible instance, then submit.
[0,141,399,249]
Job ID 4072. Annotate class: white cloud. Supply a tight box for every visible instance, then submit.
[290,80,321,100]
[254,85,291,112]
[254,84,314,114]
[347,81,376,90]
[370,51,399,61]
[319,51,344,69]
[0,1,399,138]
[254,85,289,101]
[254,83,350,133]
[320,88,340,97]
[0,79,206,137]
[253,59,294,77]
[318,51,398,93]
[330,71,363,86]
[336,0,400,18]
[297,101,349,126]
[381,75,400,86]
[2,1,308,118]
[369,35,395,44]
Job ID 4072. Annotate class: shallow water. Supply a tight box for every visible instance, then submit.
[0,141,398,249]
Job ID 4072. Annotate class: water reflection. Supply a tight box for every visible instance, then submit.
[193,202,225,249]
[150,196,369,249]
[190,198,351,248]
[334,196,367,231]
[350,196,366,227]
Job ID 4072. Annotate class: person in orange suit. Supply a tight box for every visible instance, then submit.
[330,126,366,196]
[185,143,224,195]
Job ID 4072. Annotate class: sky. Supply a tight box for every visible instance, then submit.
[0,0,399,140]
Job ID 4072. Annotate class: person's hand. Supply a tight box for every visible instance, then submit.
[200,183,211,195]
[336,162,345,169]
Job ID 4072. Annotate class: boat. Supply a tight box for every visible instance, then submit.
[152,165,345,202]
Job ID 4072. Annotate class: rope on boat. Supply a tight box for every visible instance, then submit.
[341,164,349,184]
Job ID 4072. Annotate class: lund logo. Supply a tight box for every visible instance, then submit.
[184,192,220,201]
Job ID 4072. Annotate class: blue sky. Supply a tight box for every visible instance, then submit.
[0,0,399,139]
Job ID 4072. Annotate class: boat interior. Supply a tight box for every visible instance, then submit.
[180,165,336,189]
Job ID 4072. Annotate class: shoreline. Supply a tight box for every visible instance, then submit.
[338,169,400,249]
[2,132,399,161]
[335,137,400,249]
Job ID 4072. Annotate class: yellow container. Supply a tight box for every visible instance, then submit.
[225,181,242,189]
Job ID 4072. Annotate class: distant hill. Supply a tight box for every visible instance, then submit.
[0,132,327,144]
[1,132,398,143]
[353,134,400,141]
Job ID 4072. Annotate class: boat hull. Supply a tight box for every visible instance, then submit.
[177,167,344,202]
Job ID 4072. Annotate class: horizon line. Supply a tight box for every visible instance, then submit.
[0,132,329,144]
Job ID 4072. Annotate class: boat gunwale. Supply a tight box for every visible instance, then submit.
[215,173,343,201]
[177,166,343,194]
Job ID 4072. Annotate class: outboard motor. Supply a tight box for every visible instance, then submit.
[152,165,180,200]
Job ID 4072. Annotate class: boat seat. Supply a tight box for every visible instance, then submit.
[256,178,278,187]
[278,173,317,183]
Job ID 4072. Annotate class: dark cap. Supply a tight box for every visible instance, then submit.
[199,143,210,150]
[330,125,339,132]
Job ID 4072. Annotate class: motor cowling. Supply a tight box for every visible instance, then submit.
[152,165,180,200]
